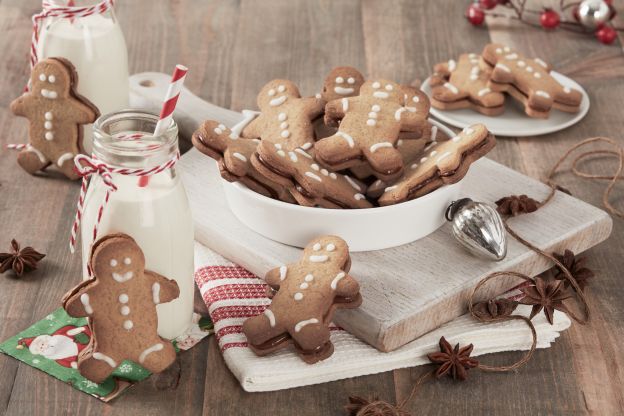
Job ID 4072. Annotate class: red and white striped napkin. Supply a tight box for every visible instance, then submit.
[194,242,571,392]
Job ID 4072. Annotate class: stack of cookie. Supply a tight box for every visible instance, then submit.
[429,43,583,118]
[193,67,496,209]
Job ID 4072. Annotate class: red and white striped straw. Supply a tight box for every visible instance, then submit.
[138,64,188,187]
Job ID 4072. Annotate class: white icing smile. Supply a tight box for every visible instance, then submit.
[373,91,389,99]
[269,96,287,107]
[112,271,134,283]
[334,86,354,95]
[40,89,58,99]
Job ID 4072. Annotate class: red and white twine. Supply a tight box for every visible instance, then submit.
[30,0,115,68]
[69,152,180,253]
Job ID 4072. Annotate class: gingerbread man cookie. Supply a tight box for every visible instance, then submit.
[430,53,506,116]
[242,236,362,363]
[481,44,583,118]
[251,140,372,209]
[10,58,99,180]
[379,124,496,206]
[242,79,324,150]
[316,80,423,181]
[192,118,294,203]
[62,233,179,383]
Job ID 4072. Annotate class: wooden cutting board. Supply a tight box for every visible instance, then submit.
[130,72,613,352]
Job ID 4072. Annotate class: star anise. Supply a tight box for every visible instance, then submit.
[427,337,479,381]
[495,194,539,217]
[519,276,571,324]
[0,239,45,277]
[472,298,518,320]
[552,249,594,291]
[344,396,409,416]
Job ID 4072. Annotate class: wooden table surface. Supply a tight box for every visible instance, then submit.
[1,1,623,415]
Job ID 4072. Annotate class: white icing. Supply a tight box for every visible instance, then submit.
[536,90,551,99]
[305,171,322,182]
[370,142,393,153]
[372,81,381,88]
[534,58,548,68]
[56,153,74,167]
[120,305,130,315]
[112,271,134,283]
[119,294,128,303]
[123,320,133,330]
[278,112,287,121]
[294,293,303,301]
[347,77,355,84]
[411,163,418,169]
[342,97,349,111]
[40,89,58,99]
[277,85,286,93]
[478,88,491,97]
[295,148,313,158]
[264,309,276,327]
[277,150,286,157]
[330,172,337,179]
[345,176,362,191]
[337,131,355,148]
[232,152,247,162]
[280,130,290,138]
[335,86,354,95]
[384,185,398,193]
[373,91,389,99]
[412,96,420,103]
[326,244,336,251]
[534,72,541,78]
[280,121,289,129]
[517,60,526,67]
[110,259,118,267]
[372,104,381,112]
[443,82,459,94]
[152,282,161,304]
[420,157,428,163]
[124,257,131,265]
[26,145,46,163]
[309,255,328,263]
[431,126,438,141]
[294,318,319,332]
[563,86,571,93]
[38,73,46,81]
[311,163,320,171]
[321,169,329,176]
[394,107,405,121]
[305,274,314,282]
[366,119,376,126]
[45,132,54,141]
[495,63,511,73]
[397,139,404,147]
[313,243,321,251]
[80,294,93,314]
[288,152,298,163]
[495,48,502,54]
[425,141,437,151]
[505,53,518,60]
[336,76,344,83]
[93,352,117,367]
[331,272,346,290]
[279,265,287,280]
[463,127,474,135]
[452,136,462,142]
[300,282,309,289]
[269,96,287,107]
[214,127,223,135]
[437,151,452,162]
[385,84,393,91]
[469,53,477,59]
[526,66,533,73]
[430,150,438,157]
[354,193,365,200]
[448,59,457,72]
[138,343,164,364]
[44,121,52,130]
[503,46,511,52]
[268,88,276,96]
[368,112,377,118]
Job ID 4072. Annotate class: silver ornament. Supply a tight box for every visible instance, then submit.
[446,198,507,261]
[577,0,611,29]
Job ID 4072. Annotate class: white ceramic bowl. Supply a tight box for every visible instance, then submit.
[223,119,464,251]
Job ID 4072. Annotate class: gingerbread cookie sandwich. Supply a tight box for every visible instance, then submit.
[316,79,425,181]
[242,235,362,363]
[430,53,506,116]
[241,79,323,150]
[379,124,496,206]
[62,233,179,383]
[481,44,582,118]
[10,57,99,180]
[192,119,294,202]
[251,140,372,209]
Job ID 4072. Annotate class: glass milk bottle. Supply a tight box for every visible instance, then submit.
[35,0,129,155]
[80,110,194,339]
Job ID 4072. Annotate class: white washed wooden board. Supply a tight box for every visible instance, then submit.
[130,73,613,352]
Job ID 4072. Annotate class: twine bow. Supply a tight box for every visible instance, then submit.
[69,152,180,254]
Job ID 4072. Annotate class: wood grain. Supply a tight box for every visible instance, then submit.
[0,0,623,414]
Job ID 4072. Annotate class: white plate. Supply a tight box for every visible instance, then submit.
[223,119,466,252]
[421,71,590,137]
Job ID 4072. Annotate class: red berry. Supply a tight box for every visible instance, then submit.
[540,9,560,29]
[466,4,485,25]
[596,26,617,44]
[479,0,498,10]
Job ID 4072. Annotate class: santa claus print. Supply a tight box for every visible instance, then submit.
[18,325,91,369]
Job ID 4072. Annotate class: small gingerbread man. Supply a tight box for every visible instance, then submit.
[62,233,179,383]
[242,79,324,151]
[242,236,362,363]
[10,58,99,180]
[316,80,424,181]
